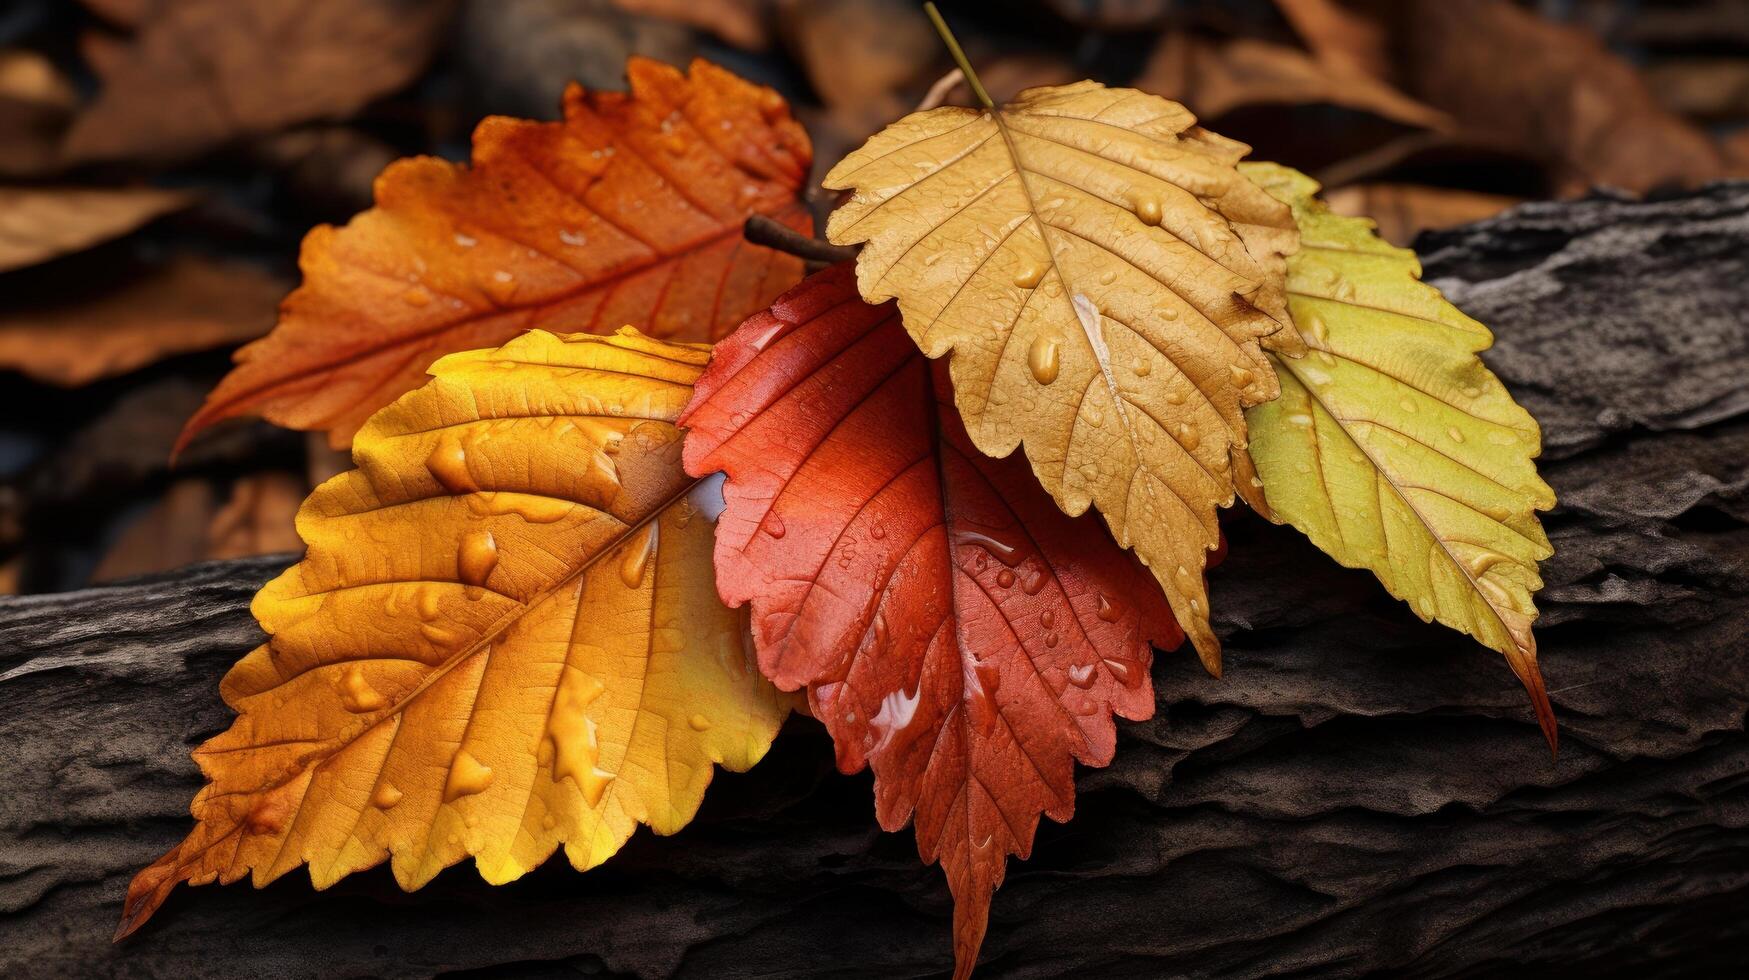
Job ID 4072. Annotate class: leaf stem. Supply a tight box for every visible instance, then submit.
[923,3,993,110]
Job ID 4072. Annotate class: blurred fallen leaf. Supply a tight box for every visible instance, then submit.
[1725,128,1749,172]
[78,0,148,28]
[611,0,769,50]
[0,254,286,387]
[779,0,936,129]
[0,49,76,177]
[248,126,400,221]
[205,472,305,561]
[1401,0,1727,193]
[64,0,457,164]
[91,479,216,583]
[460,0,694,118]
[1272,0,1395,80]
[1277,0,1728,194]
[1040,0,1173,30]
[954,48,1079,105]
[1644,58,1749,122]
[1136,32,1451,131]
[1323,182,1521,246]
[0,186,190,273]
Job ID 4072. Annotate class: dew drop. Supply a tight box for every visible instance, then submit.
[1067,663,1097,688]
[418,587,442,621]
[1096,594,1122,622]
[1131,356,1151,377]
[338,665,387,713]
[559,228,588,247]
[426,431,478,494]
[444,749,494,802]
[1099,269,1117,285]
[996,569,1016,588]
[1306,315,1328,344]
[960,527,1023,566]
[1039,609,1055,630]
[618,522,659,588]
[372,783,403,809]
[1467,550,1508,577]
[457,530,499,587]
[1020,567,1048,596]
[1045,632,1060,649]
[688,714,713,732]
[1399,397,1418,414]
[1287,413,1313,428]
[1229,364,1253,388]
[1028,333,1061,385]
[1132,194,1163,226]
[871,524,886,540]
[763,512,786,539]
[1012,263,1046,289]
[453,232,477,248]
[1102,658,1139,687]
[402,286,431,307]
[1161,306,1179,321]
[1447,426,1465,444]
[1165,387,1186,406]
[1175,422,1201,452]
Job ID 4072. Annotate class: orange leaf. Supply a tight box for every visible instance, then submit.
[179,57,813,452]
[681,265,1182,978]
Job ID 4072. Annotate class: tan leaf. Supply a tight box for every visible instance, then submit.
[824,80,1299,666]
[63,0,455,164]
[612,0,770,49]
[1137,33,1452,132]
[0,186,190,273]
[206,473,308,561]
[0,255,285,386]
[1323,183,1521,247]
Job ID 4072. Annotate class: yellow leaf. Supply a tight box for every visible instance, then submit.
[822,80,1300,666]
[118,327,792,937]
[1240,162,1559,749]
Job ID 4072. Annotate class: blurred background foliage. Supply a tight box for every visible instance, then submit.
[1,0,1744,594]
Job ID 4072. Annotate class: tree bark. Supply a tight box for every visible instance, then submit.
[2,186,1746,979]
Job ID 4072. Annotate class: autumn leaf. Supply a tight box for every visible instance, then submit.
[1239,162,1558,750]
[119,327,792,938]
[62,0,454,164]
[0,254,285,387]
[0,185,189,273]
[680,264,1182,979]
[179,57,813,452]
[822,73,1297,669]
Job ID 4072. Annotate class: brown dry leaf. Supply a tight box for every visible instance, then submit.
[0,49,76,176]
[1040,0,1173,30]
[1323,183,1521,246]
[778,0,937,132]
[63,0,455,164]
[824,80,1299,667]
[1401,0,1727,193]
[1725,128,1749,173]
[206,473,307,561]
[611,0,769,50]
[1644,58,1749,122]
[458,0,695,118]
[1136,33,1451,132]
[1272,0,1395,80]
[92,479,217,584]
[0,186,190,273]
[0,255,286,387]
[1277,0,1727,193]
[180,58,813,452]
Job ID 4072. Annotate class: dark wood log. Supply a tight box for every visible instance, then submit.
[2,187,1746,979]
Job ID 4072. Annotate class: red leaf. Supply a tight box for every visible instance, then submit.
[680,264,1183,977]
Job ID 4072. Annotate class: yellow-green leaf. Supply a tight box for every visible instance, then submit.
[1240,162,1558,749]
[118,327,792,938]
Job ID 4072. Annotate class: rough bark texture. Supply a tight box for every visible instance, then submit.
[2,187,1746,979]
